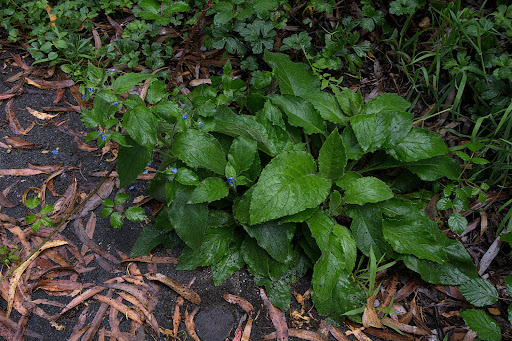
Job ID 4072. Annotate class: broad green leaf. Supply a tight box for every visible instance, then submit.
[123,106,157,147]
[146,79,168,104]
[365,93,411,114]
[176,246,203,270]
[171,130,227,175]
[335,171,362,190]
[301,91,348,125]
[336,89,364,116]
[404,155,461,181]
[400,254,477,285]
[242,237,287,280]
[212,246,244,285]
[382,216,449,264]
[261,100,285,129]
[152,100,180,122]
[125,206,146,222]
[195,225,235,266]
[387,127,448,162]
[110,212,123,229]
[346,204,394,259]
[344,177,393,205]
[279,207,317,224]
[269,94,327,135]
[101,208,113,218]
[461,309,501,341]
[459,278,499,307]
[212,109,294,156]
[448,212,468,235]
[114,193,130,205]
[112,73,157,94]
[130,223,181,256]
[341,126,364,160]
[263,51,320,96]
[243,222,295,263]
[250,151,331,224]
[92,90,118,126]
[188,177,229,204]
[175,168,200,185]
[117,138,152,188]
[167,190,208,250]
[228,136,258,174]
[318,129,347,181]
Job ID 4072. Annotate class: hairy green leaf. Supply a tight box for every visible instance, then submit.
[461,309,501,341]
[189,177,229,204]
[125,206,146,222]
[404,155,461,180]
[460,278,499,307]
[243,222,295,263]
[228,136,258,175]
[117,138,152,188]
[269,94,327,135]
[301,91,347,125]
[387,127,448,162]
[112,73,157,94]
[344,177,393,205]
[123,106,157,147]
[318,129,347,181]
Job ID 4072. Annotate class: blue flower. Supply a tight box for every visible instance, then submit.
[182,114,188,120]
[51,149,58,155]
[167,178,173,182]
[129,185,135,190]
[147,163,151,166]
[98,132,107,142]
[113,102,118,106]
[198,121,204,128]
[143,170,149,174]
[106,68,116,73]
[88,87,93,92]
[170,168,178,174]
[82,93,85,99]
[227,177,234,185]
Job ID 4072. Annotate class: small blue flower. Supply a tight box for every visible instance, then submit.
[129,185,135,190]
[167,178,173,182]
[143,170,149,174]
[113,102,118,106]
[147,163,151,166]
[170,168,178,174]
[106,68,116,73]
[82,93,85,99]
[198,121,204,128]
[88,87,93,92]
[51,149,58,155]
[97,78,101,82]
[98,132,107,142]
[182,114,188,120]
[60,173,67,178]
[227,177,234,185]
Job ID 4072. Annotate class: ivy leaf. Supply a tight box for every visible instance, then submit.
[188,177,229,204]
[459,278,499,307]
[344,177,393,205]
[387,127,449,162]
[263,51,320,97]
[123,106,157,147]
[112,73,157,94]
[318,129,347,181]
[243,222,295,263]
[461,309,501,341]
[250,151,331,224]
[269,94,327,135]
[171,130,227,175]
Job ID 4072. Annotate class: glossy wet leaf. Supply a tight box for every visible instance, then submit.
[269,94,327,135]
[344,177,393,205]
[110,212,123,229]
[448,212,468,235]
[123,106,157,147]
[461,309,501,341]
[301,91,347,125]
[212,247,244,285]
[243,222,295,263]
[387,127,448,162]
[171,130,227,175]
[125,206,146,222]
[112,73,157,94]
[188,177,229,204]
[318,129,347,181]
[118,138,152,188]
[250,151,331,224]
[404,155,461,180]
[459,278,499,307]
[228,136,258,175]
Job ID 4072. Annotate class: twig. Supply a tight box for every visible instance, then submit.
[166,0,213,91]
[0,162,117,283]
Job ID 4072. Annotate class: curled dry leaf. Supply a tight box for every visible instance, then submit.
[260,288,288,341]
[362,295,383,329]
[73,136,98,152]
[27,107,56,120]
[321,320,351,341]
[7,240,68,318]
[12,54,31,71]
[145,273,201,305]
[74,218,120,265]
[0,168,45,176]
[51,173,77,220]
[381,317,432,336]
[25,78,74,89]
[0,93,16,100]
[224,294,254,314]
[4,136,36,149]
[233,314,248,341]
[28,163,63,173]
[0,191,17,208]
[119,256,178,264]
[81,289,113,341]
[185,307,201,341]
[241,313,254,341]
[93,294,144,325]
[189,79,212,86]
[264,329,326,341]
[5,98,35,135]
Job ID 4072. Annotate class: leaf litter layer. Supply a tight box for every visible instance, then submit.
[1,0,512,340]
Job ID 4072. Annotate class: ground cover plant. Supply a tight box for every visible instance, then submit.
[1,0,512,339]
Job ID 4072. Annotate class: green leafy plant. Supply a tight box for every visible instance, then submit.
[100,192,147,229]
[0,245,19,267]
[25,197,54,232]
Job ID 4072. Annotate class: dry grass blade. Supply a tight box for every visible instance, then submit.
[260,288,288,341]
[381,317,432,335]
[145,273,201,305]
[185,307,201,341]
[5,98,35,135]
[6,240,68,318]
[224,294,253,314]
[51,173,78,221]
[0,93,16,99]
[478,228,506,275]
[28,163,63,173]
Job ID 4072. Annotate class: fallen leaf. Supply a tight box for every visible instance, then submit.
[27,163,63,173]
[189,79,212,86]
[0,93,16,99]
[224,294,254,314]
[233,314,248,341]
[26,107,56,120]
[264,329,326,341]
[119,256,178,264]
[146,273,201,305]
[381,317,432,336]
[321,320,351,341]
[93,294,144,325]
[0,191,17,208]
[45,3,56,28]
[7,240,68,317]
[117,291,160,336]
[185,307,201,341]
[54,88,65,104]
[12,54,31,71]
[73,136,98,152]
[4,136,36,149]
[81,289,112,341]
[260,288,288,341]
[362,295,383,328]
[172,276,195,338]
[241,313,254,341]
[51,173,77,220]
[53,120,87,138]
[73,218,120,265]
[25,78,74,89]
[5,98,35,135]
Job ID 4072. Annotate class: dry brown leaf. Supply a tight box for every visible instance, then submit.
[119,256,178,264]
[76,177,115,217]
[0,168,45,176]
[73,136,98,152]
[185,307,201,341]
[93,294,144,325]
[25,78,74,89]
[322,320,351,341]
[0,191,17,208]
[53,120,87,138]
[74,218,120,265]
[4,136,36,149]
[53,88,65,104]
[27,107,56,120]
[224,294,254,314]
[69,85,85,108]
[264,329,326,341]
[81,289,113,341]
[12,54,31,71]
[346,326,373,341]
[117,291,160,336]
[51,173,77,220]
[233,314,247,341]
[45,3,56,27]
[5,98,35,135]
[0,93,16,100]
[28,163,63,173]
[241,313,254,341]
[7,239,68,317]
[260,288,288,341]
[362,295,383,328]
[189,79,212,86]
[381,317,432,336]
[146,273,201,305]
